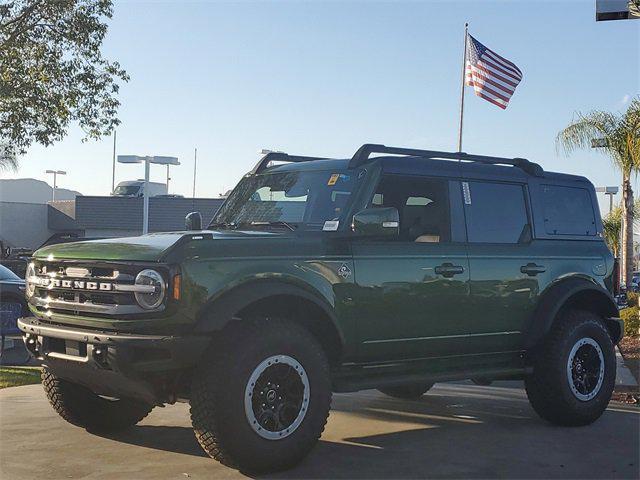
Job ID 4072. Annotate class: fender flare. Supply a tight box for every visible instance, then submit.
[523,277,621,349]
[193,279,344,344]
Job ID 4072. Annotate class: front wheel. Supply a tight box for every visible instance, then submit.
[190,319,332,474]
[525,310,615,426]
[41,368,153,432]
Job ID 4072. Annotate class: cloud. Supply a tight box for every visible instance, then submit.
[621,94,630,105]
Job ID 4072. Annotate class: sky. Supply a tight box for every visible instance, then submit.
[2,0,638,215]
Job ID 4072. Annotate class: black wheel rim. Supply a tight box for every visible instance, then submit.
[566,337,605,401]
[244,355,309,440]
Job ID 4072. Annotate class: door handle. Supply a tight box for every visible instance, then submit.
[520,263,546,276]
[435,263,465,278]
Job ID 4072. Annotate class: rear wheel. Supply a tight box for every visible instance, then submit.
[378,383,434,400]
[190,319,331,474]
[524,310,615,426]
[41,368,153,432]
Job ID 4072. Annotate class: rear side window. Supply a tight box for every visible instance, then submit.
[464,181,529,243]
[541,185,596,236]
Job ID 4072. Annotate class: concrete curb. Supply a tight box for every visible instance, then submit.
[615,346,639,389]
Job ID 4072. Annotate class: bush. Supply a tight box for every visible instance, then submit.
[627,292,639,308]
[620,306,640,337]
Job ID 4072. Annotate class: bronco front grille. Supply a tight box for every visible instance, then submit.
[28,261,163,317]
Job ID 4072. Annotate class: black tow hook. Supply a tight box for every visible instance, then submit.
[24,334,39,356]
[92,346,109,368]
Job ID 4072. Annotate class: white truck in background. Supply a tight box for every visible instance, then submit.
[111,180,168,198]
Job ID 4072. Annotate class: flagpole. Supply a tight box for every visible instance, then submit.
[192,147,197,198]
[457,22,469,153]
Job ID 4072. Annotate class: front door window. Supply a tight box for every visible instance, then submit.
[370,175,452,243]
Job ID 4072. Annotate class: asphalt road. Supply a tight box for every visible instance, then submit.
[1,382,638,479]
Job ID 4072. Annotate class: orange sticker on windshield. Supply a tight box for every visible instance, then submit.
[327,174,339,186]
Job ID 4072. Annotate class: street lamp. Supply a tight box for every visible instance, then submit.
[45,170,66,201]
[595,186,619,213]
[117,155,180,234]
[260,148,284,155]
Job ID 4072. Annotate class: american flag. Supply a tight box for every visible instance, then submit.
[465,34,522,109]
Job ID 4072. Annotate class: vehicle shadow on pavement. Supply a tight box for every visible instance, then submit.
[262,385,640,480]
[100,425,208,458]
[93,383,639,479]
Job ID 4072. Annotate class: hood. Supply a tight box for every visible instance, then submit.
[33,230,281,262]
[34,233,189,262]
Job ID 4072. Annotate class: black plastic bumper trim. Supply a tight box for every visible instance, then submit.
[18,316,178,345]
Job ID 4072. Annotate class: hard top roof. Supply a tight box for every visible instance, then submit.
[257,144,590,185]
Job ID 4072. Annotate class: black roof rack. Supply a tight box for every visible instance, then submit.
[349,144,544,177]
[249,144,544,177]
[250,151,331,174]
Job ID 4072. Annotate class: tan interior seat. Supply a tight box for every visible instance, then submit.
[415,234,440,243]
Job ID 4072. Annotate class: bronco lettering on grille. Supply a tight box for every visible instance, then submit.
[40,278,113,291]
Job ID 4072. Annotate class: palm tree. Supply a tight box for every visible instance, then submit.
[602,207,622,258]
[602,200,640,258]
[557,98,640,286]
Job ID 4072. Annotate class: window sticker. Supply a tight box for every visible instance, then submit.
[323,220,339,231]
[327,174,339,186]
[462,182,472,205]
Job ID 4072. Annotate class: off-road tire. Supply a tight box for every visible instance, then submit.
[524,310,615,426]
[378,383,434,400]
[190,318,332,474]
[41,368,153,432]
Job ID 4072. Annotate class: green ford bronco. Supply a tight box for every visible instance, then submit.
[20,144,622,473]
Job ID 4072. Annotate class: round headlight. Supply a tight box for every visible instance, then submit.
[134,269,165,310]
[25,262,36,298]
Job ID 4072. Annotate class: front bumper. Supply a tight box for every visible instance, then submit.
[18,316,209,404]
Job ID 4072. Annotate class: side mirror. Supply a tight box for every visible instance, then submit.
[185,211,202,231]
[352,207,399,237]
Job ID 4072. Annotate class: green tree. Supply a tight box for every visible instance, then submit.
[602,200,640,258]
[0,0,127,170]
[603,207,622,258]
[557,98,640,286]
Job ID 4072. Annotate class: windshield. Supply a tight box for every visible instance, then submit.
[211,169,362,231]
[113,185,141,196]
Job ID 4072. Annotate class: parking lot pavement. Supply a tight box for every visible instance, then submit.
[1,382,638,480]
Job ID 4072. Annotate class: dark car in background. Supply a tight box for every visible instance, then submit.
[0,264,30,364]
[630,272,640,293]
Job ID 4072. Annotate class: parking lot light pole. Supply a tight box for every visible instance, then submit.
[117,155,179,234]
[143,158,151,233]
[45,170,66,201]
[596,186,619,214]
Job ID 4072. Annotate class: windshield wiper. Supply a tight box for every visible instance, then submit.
[211,221,297,232]
[209,221,237,230]
[248,221,296,232]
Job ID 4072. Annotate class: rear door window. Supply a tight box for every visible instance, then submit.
[464,181,529,243]
[541,185,596,236]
